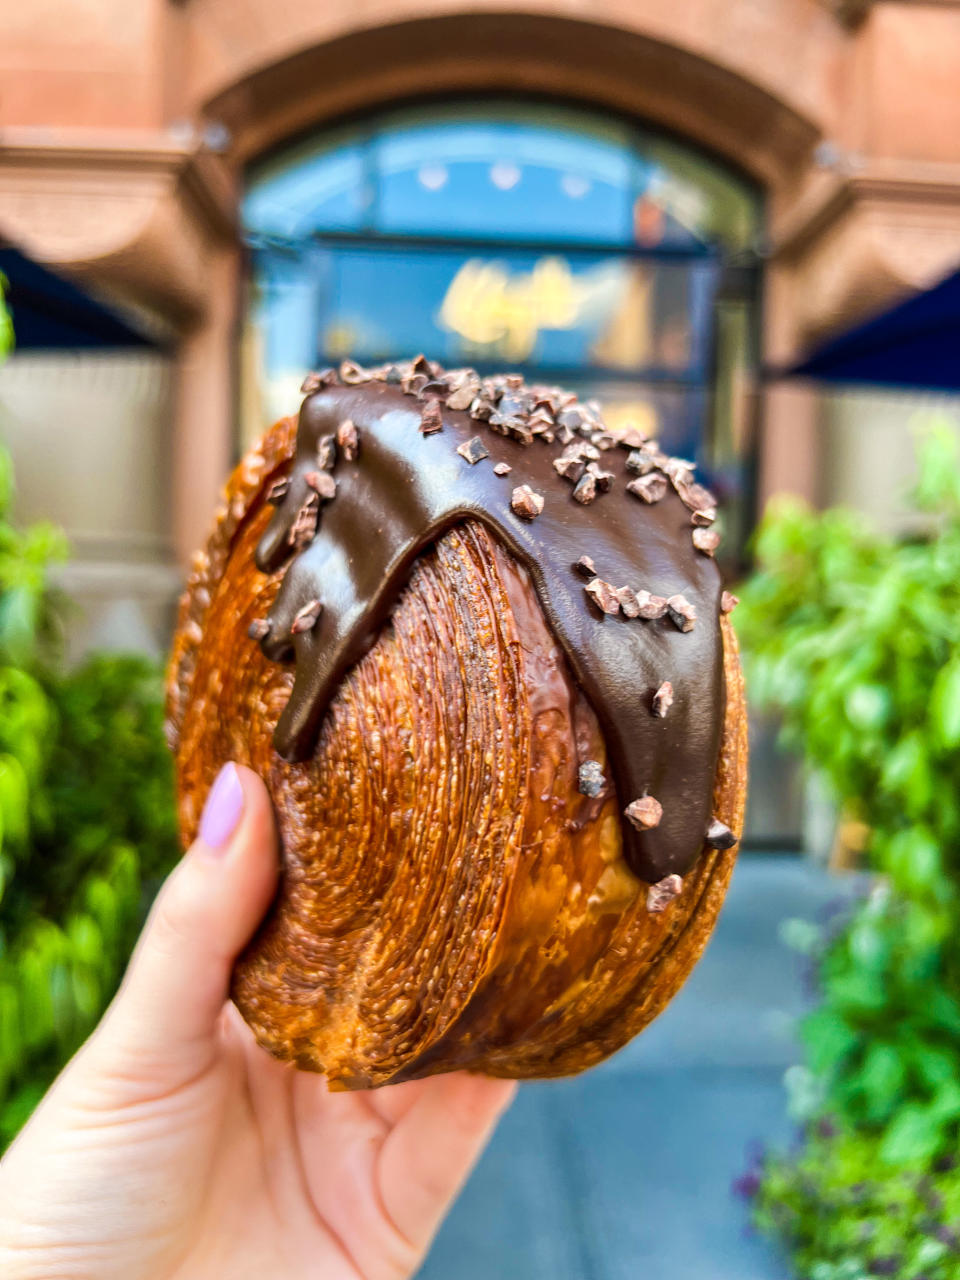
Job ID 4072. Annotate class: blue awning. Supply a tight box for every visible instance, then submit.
[787,266,960,392]
[0,245,158,350]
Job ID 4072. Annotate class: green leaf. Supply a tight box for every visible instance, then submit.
[885,827,942,896]
[0,587,39,668]
[801,1009,861,1074]
[66,914,101,969]
[0,1082,45,1147]
[923,988,960,1036]
[879,731,933,814]
[822,968,888,1016]
[0,280,12,367]
[844,684,890,731]
[879,1102,944,1165]
[0,450,12,519]
[0,754,29,850]
[16,947,53,1049]
[911,418,960,512]
[929,1078,960,1123]
[0,983,20,1084]
[930,657,960,749]
[847,916,889,974]
[912,1045,959,1091]
[857,1043,905,1122]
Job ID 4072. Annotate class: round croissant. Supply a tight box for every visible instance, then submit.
[166,362,747,1089]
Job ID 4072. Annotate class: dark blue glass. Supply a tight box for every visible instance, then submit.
[251,242,717,380]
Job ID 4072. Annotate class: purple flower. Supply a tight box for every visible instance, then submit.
[731,1171,762,1201]
[935,1224,960,1250]
[868,1256,902,1276]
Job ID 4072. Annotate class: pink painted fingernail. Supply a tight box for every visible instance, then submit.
[199,763,244,850]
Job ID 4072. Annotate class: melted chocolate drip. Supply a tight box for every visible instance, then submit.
[253,366,725,884]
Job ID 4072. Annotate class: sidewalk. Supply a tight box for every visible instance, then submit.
[416,854,859,1280]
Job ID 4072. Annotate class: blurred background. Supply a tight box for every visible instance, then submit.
[2,3,960,1278]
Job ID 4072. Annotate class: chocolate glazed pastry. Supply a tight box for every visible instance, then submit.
[166,358,747,1088]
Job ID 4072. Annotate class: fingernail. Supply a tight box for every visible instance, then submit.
[199,763,244,850]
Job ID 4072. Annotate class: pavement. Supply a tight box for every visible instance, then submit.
[416,854,860,1280]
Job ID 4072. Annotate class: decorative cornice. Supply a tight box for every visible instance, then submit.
[0,127,237,242]
[0,127,239,324]
[0,127,196,167]
[767,156,960,359]
[773,158,960,260]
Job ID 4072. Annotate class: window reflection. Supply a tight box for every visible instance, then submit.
[250,246,717,385]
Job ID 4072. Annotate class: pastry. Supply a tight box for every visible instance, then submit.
[166,358,747,1088]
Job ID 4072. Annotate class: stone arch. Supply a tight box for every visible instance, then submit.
[193,8,834,186]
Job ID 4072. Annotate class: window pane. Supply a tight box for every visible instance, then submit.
[374,108,634,243]
[640,135,760,252]
[243,126,369,236]
[243,101,761,250]
[250,242,718,381]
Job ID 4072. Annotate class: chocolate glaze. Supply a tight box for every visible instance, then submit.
[253,365,725,884]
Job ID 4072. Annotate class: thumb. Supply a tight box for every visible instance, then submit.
[94,763,279,1082]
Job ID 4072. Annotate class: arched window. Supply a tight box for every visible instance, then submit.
[241,100,762,557]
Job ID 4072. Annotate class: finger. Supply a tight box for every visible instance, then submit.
[377,1072,516,1250]
[95,763,279,1081]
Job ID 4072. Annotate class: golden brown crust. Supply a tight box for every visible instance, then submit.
[167,419,747,1088]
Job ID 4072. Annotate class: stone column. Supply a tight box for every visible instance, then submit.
[0,130,239,655]
[172,244,241,566]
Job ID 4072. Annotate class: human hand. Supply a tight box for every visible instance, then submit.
[0,763,516,1280]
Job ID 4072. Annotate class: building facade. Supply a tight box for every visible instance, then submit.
[2,0,960,647]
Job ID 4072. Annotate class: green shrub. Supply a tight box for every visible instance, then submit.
[751,1125,960,1280]
[0,291,178,1144]
[0,655,177,1147]
[737,422,960,1275]
[0,281,178,1146]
